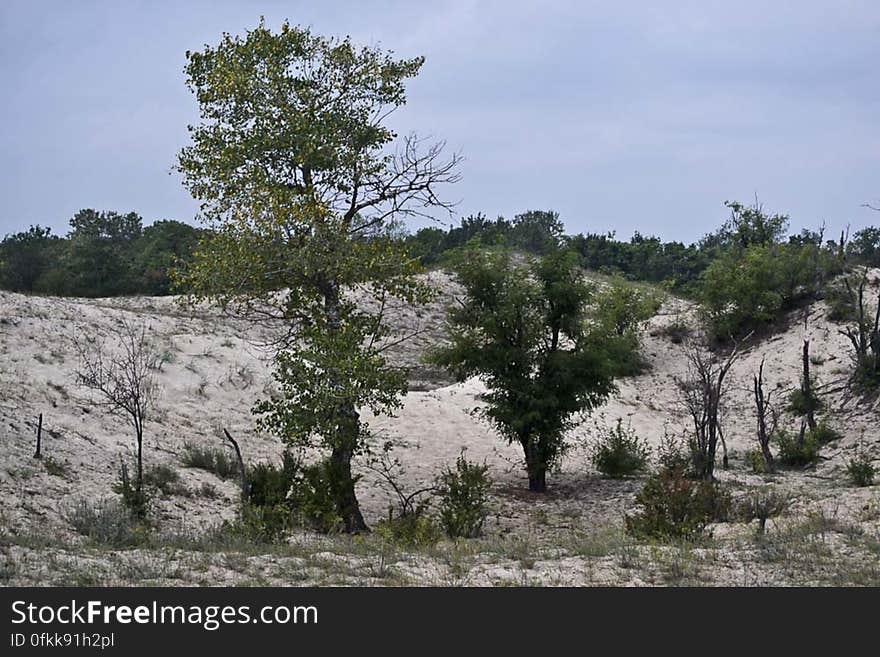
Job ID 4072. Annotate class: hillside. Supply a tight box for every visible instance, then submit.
[1,271,878,586]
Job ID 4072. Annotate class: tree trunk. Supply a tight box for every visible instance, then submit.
[322,279,369,533]
[136,426,144,493]
[523,437,547,493]
[330,440,368,533]
[33,413,42,459]
[802,338,817,431]
[223,428,249,506]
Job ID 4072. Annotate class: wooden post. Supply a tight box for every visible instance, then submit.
[223,428,248,505]
[33,413,42,459]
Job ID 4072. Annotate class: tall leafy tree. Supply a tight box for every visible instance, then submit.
[134,220,203,295]
[175,20,459,532]
[432,248,616,492]
[0,225,58,291]
[66,209,143,296]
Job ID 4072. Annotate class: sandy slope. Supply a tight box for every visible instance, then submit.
[1,270,878,586]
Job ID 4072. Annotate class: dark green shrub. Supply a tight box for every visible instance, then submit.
[656,429,692,476]
[589,418,650,478]
[144,463,188,497]
[181,442,238,479]
[774,428,820,466]
[289,460,346,534]
[811,421,842,445]
[846,450,875,487]
[787,387,823,417]
[436,452,491,539]
[746,448,770,474]
[625,470,731,540]
[375,510,443,549]
[112,461,149,519]
[224,504,291,544]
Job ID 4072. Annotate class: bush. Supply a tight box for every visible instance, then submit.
[625,470,731,540]
[144,463,188,497]
[67,498,146,547]
[375,511,443,549]
[774,428,820,466]
[737,487,788,535]
[224,504,291,544]
[589,418,650,478]
[235,455,346,537]
[112,461,149,519]
[787,388,823,417]
[746,448,770,474]
[811,421,842,445]
[42,456,67,478]
[656,320,691,344]
[435,451,491,539]
[288,460,345,534]
[656,429,692,476]
[846,450,875,487]
[181,442,238,480]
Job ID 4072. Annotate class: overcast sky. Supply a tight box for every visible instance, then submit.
[1,0,878,242]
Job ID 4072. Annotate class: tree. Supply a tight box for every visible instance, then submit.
[839,268,880,386]
[65,209,143,296]
[0,225,58,292]
[133,220,203,295]
[592,278,662,375]
[175,20,460,532]
[508,209,564,254]
[431,248,616,492]
[752,358,776,473]
[74,319,159,513]
[676,340,743,480]
[702,199,789,253]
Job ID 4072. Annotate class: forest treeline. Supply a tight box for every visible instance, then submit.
[2,204,880,325]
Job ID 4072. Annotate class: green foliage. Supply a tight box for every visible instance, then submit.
[225,503,292,544]
[746,448,770,474]
[431,247,616,491]
[787,387,823,417]
[144,464,187,497]
[700,242,826,339]
[0,216,203,297]
[848,226,880,267]
[181,442,238,479]
[435,451,491,539]
[846,449,875,487]
[656,430,692,476]
[625,470,731,540]
[375,511,443,549]
[592,280,662,375]
[774,428,820,466]
[246,453,299,508]
[67,498,148,547]
[588,417,650,478]
[704,200,789,251]
[287,460,345,534]
[133,220,202,295]
[0,225,59,291]
[112,461,149,519]
[811,421,842,445]
[696,201,836,340]
[176,19,457,533]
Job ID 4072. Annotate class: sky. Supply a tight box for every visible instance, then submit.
[1,0,879,243]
